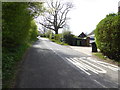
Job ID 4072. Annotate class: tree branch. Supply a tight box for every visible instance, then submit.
[39,22,55,30]
[38,0,73,34]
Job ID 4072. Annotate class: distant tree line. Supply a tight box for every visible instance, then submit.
[39,29,76,45]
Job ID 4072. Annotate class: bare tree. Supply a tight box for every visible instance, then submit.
[39,0,73,34]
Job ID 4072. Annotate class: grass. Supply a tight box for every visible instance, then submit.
[2,39,38,88]
[2,44,29,88]
[93,52,106,60]
[93,52,120,66]
[50,39,69,46]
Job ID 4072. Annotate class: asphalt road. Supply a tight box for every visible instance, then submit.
[15,37,120,88]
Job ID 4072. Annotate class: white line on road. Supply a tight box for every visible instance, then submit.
[49,47,89,76]
[65,57,91,75]
[50,48,56,53]
[49,47,67,62]
[93,79,107,88]
[65,57,108,75]
[87,57,119,71]
[77,58,107,73]
[48,46,116,76]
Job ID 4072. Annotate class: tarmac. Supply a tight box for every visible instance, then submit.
[15,38,119,88]
[69,46,92,56]
[69,46,118,66]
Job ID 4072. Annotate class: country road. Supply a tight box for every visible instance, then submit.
[15,37,120,88]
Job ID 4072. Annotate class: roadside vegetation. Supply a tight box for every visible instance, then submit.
[93,52,120,66]
[40,12,120,65]
[39,30,76,46]
[94,13,120,62]
[2,2,44,88]
[50,39,69,46]
[2,2,120,88]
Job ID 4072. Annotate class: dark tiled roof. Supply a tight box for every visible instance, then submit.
[78,32,86,38]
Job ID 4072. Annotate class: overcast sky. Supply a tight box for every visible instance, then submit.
[66,0,119,35]
[37,0,119,36]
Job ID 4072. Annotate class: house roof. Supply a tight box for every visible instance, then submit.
[78,32,87,38]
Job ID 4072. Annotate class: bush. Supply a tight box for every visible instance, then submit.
[2,3,32,48]
[2,44,29,88]
[62,31,75,45]
[49,33,54,39]
[29,20,38,41]
[54,34,62,41]
[95,13,120,61]
[2,2,42,88]
[45,30,51,38]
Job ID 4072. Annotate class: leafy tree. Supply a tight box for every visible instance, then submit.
[45,30,52,38]
[2,2,43,48]
[28,2,45,18]
[2,2,31,48]
[2,2,44,88]
[29,20,38,41]
[95,13,120,61]
[39,0,73,34]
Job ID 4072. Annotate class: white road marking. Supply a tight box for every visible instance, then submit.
[66,57,91,75]
[65,57,108,75]
[49,47,66,63]
[50,48,56,53]
[48,46,117,75]
[88,57,118,68]
[56,49,60,51]
[77,65,91,75]
[33,45,41,48]
[49,48,91,76]
[69,58,89,71]
[87,57,119,71]
[72,58,99,74]
[93,79,107,88]
[77,58,107,73]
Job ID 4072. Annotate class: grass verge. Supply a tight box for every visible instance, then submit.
[2,39,38,88]
[50,39,69,46]
[93,52,120,66]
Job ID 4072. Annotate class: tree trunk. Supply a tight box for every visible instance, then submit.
[55,29,58,34]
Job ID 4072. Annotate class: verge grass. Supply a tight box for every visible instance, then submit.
[2,39,38,88]
[93,52,120,66]
[50,39,69,46]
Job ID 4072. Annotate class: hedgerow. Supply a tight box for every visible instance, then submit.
[95,13,120,61]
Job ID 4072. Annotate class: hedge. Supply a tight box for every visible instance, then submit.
[95,13,120,61]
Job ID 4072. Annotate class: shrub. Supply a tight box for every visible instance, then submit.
[49,33,54,39]
[2,2,43,88]
[29,20,38,41]
[2,3,32,48]
[54,34,62,41]
[62,30,75,45]
[95,13,120,61]
[2,44,30,88]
